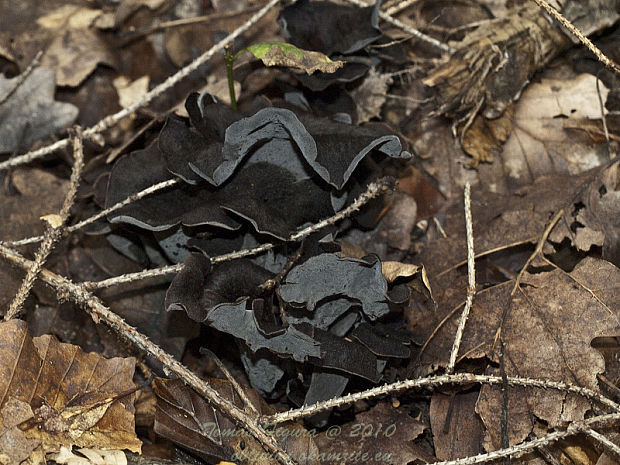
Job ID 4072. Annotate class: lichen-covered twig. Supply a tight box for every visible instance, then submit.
[531,0,620,74]
[447,182,475,372]
[0,0,281,173]
[0,243,296,465]
[263,373,620,425]
[579,426,620,460]
[423,412,620,465]
[81,178,393,290]
[4,129,85,320]
[5,178,180,247]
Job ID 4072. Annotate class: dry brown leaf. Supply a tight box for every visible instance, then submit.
[410,253,619,449]
[1,169,69,240]
[37,5,103,29]
[549,161,620,266]
[0,320,141,458]
[430,390,484,460]
[164,23,215,68]
[3,3,117,87]
[0,398,41,465]
[42,28,116,87]
[476,258,619,448]
[314,402,430,465]
[407,172,589,288]
[461,104,514,166]
[153,377,318,465]
[500,73,610,184]
[114,0,166,27]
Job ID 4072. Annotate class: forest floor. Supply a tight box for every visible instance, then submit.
[0,0,619,464]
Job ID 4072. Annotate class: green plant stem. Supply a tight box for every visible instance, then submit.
[224,45,238,111]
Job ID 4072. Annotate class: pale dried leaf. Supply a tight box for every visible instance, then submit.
[0,68,78,153]
[350,68,391,123]
[113,76,150,110]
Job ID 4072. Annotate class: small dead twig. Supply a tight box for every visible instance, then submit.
[596,71,615,160]
[385,0,420,16]
[0,51,43,106]
[200,347,259,415]
[0,0,280,173]
[531,0,620,74]
[257,242,305,293]
[423,413,620,465]
[81,178,392,290]
[598,374,620,402]
[120,5,263,41]
[0,244,296,465]
[447,182,476,373]
[499,337,510,465]
[511,208,564,295]
[579,426,620,460]
[4,129,85,320]
[342,0,455,54]
[4,178,180,247]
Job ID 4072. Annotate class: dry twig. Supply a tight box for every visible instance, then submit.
[579,426,620,460]
[342,0,455,53]
[447,182,476,372]
[5,178,180,247]
[264,373,620,425]
[531,0,620,74]
[4,129,85,320]
[511,208,563,295]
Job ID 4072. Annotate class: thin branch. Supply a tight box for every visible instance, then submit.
[0,51,43,106]
[531,0,620,74]
[421,413,620,465]
[81,178,392,290]
[120,5,263,40]
[596,71,615,160]
[263,373,620,425]
[499,337,510,465]
[447,182,476,373]
[0,243,296,465]
[511,209,564,295]
[200,347,259,415]
[436,238,537,278]
[257,242,305,293]
[579,426,620,459]
[342,0,455,54]
[385,0,420,16]
[4,129,85,320]
[0,0,281,173]
[4,178,180,247]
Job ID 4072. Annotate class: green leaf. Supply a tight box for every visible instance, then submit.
[244,42,345,75]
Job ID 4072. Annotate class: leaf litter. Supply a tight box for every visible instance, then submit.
[0,0,619,464]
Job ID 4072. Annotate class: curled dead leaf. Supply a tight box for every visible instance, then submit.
[245,42,345,75]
